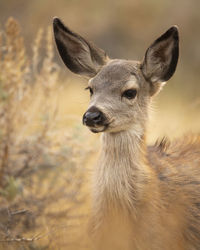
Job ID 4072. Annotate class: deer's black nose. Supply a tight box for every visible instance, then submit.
[83,107,106,127]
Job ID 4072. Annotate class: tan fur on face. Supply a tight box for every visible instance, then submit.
[87,59,150,133]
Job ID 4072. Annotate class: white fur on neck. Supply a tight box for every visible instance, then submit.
[92,129,150,215]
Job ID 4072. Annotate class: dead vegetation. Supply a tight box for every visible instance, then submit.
[0,17,91,250]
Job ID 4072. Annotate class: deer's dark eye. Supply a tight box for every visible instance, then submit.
[122,89,137,99]
[85,87,93,96]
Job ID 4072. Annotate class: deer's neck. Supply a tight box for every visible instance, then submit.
[93,129,153,212]
[91,129,158,249]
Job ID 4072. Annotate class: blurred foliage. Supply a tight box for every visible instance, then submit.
[0,18,92,250]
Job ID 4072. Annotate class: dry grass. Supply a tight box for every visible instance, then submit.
[0,17,93,250]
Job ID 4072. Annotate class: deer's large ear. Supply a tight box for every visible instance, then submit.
[141,26,179,96]
[53,18,108,78]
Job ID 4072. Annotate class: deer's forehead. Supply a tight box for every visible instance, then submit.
[89,60,140,89]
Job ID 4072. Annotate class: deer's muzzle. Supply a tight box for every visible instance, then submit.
[83,106,107,131]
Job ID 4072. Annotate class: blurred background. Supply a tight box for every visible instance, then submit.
[0,0,199,249]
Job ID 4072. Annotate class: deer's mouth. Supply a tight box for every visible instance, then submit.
[88,124,109,133]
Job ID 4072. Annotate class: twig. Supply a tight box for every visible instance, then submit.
[0,223,79,243]
[0,233,42,242]
[0,144,9,186]
[10,209,28,216]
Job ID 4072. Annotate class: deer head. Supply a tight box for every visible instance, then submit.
[53,18,179,134]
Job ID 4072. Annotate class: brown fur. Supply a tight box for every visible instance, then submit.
[90,132,200,250]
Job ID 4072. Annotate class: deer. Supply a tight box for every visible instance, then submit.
[53,17,200,250]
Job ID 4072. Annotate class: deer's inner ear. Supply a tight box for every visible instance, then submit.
[53,18,108,78]
[141,26,179,95]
